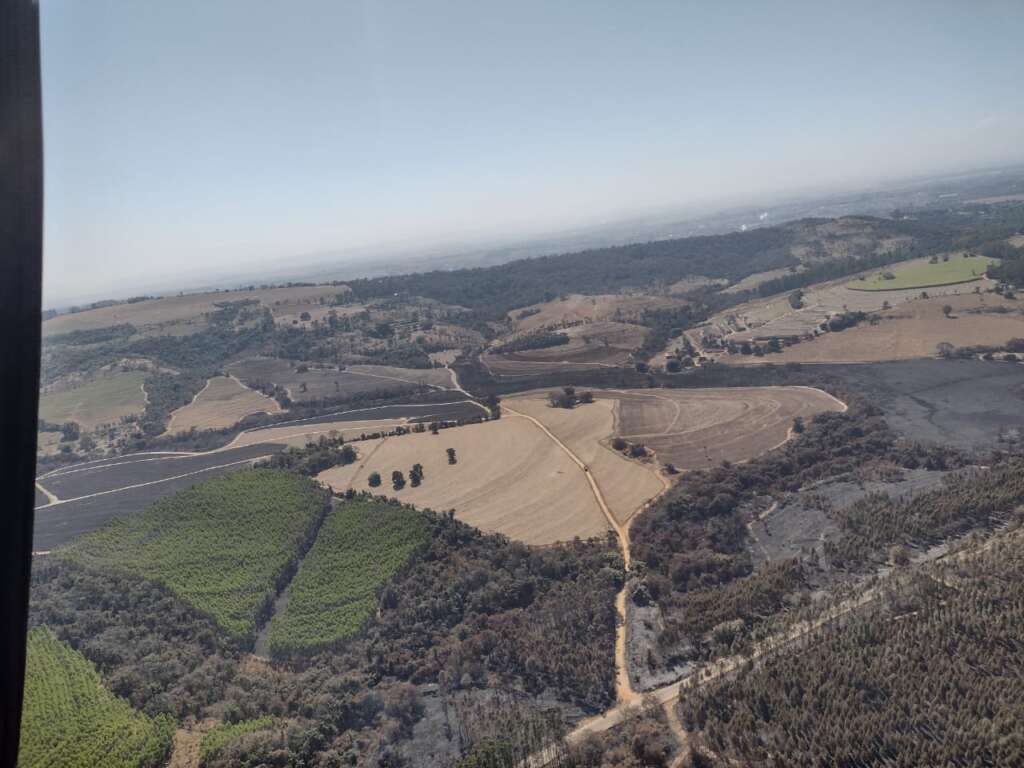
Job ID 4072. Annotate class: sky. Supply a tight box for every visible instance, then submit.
[40,0,1024,305]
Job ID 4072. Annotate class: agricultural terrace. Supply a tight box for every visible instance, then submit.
[608,387,845,468]
[846,253,995,291]
[318,418,610,545]
[60,470,330,642]
[165,375,282,433]
[266,499,431,656]
[18,628,174,768]
[729,293,1024,364]
[38,370,148,431]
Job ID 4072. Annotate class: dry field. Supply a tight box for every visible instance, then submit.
[504,394,665,525]
[697,256,996,349]
[227,357,450,401]
[166,376,282,433]
[317,418,610,545]
[509,294,676,333]
[42,284,353,337]
[38,370,148,430]
[1009,235,1024,248]
[966,194,1024,205]
[485,320,645,377]
[607,387,845,469]
[728,294,1024,364]
[229,416,409,449]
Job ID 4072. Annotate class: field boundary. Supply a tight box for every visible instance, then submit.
[845,274,986,292]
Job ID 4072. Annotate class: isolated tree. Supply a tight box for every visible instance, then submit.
[368,472,381,488]
[391,470,405,490]
[299,311,312,321]
[300,381,308,393]
[792,416,805,434]
[788,289,804,309]
[446,448,457,465]
[943,304,953,318]
[410,463,424,487]
[937,341,955,358]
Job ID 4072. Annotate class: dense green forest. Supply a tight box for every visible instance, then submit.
[679,528,1024,767]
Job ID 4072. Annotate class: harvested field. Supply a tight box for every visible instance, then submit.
[695,259,997,352]
[729,293,1024,364]
[38,370,147,430]
[227,357,449,401]
[1009,235,1024,248]
[318,418,610,545]
[509,294,677,333]
[847,253,995,291]
[967,194,1024,204]
[485,321,645,378]
[229,417,408,449]
[504,394,665,525]
[608,387,845,469]
[820,359,1024,452]
[42,284,353,337]
[166,375,282,433]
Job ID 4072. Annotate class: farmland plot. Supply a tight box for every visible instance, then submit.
[611,387,844,468]
[266,500,430,656]
[318,418,609,545]
[59,470,330,641]
[730,293,1024,364]
[38,370,148,431]
[18,627,174,768]
[165,375,282,433]
[484,321,645,378]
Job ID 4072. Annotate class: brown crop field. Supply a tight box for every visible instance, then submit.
[38,370,148,430]
[509,294,677,333]
[484,320,645,377]
[227,357,451,401]
[42,284,353,337]
[504,394,665,525]
[728,294,1024,365]
[166,376,282,433]
[317,418,610,545]
[605,387,844,469]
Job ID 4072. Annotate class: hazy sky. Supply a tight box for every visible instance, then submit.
[41,0,1024,304]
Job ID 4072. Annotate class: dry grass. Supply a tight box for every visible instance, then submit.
[38,370,148,430]
[317,419,610,545]
[166,376,282,433]
[608,387,844,469]
[485,320,646,376]
[728,293,1024,364]
[966,194,1024,204]
[43,285,353,337]
[505,394,664,525]
[228,417,409,449]
[509,293,676,333]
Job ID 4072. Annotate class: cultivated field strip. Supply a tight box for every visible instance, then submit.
[38,443,281,501]
[165,375,282,433]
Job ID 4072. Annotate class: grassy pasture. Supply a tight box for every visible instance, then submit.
[18,627,174,768]
[266,499,430,656]
[38,371,147,430]
[60,469,330,642]
[847,254,995,291]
